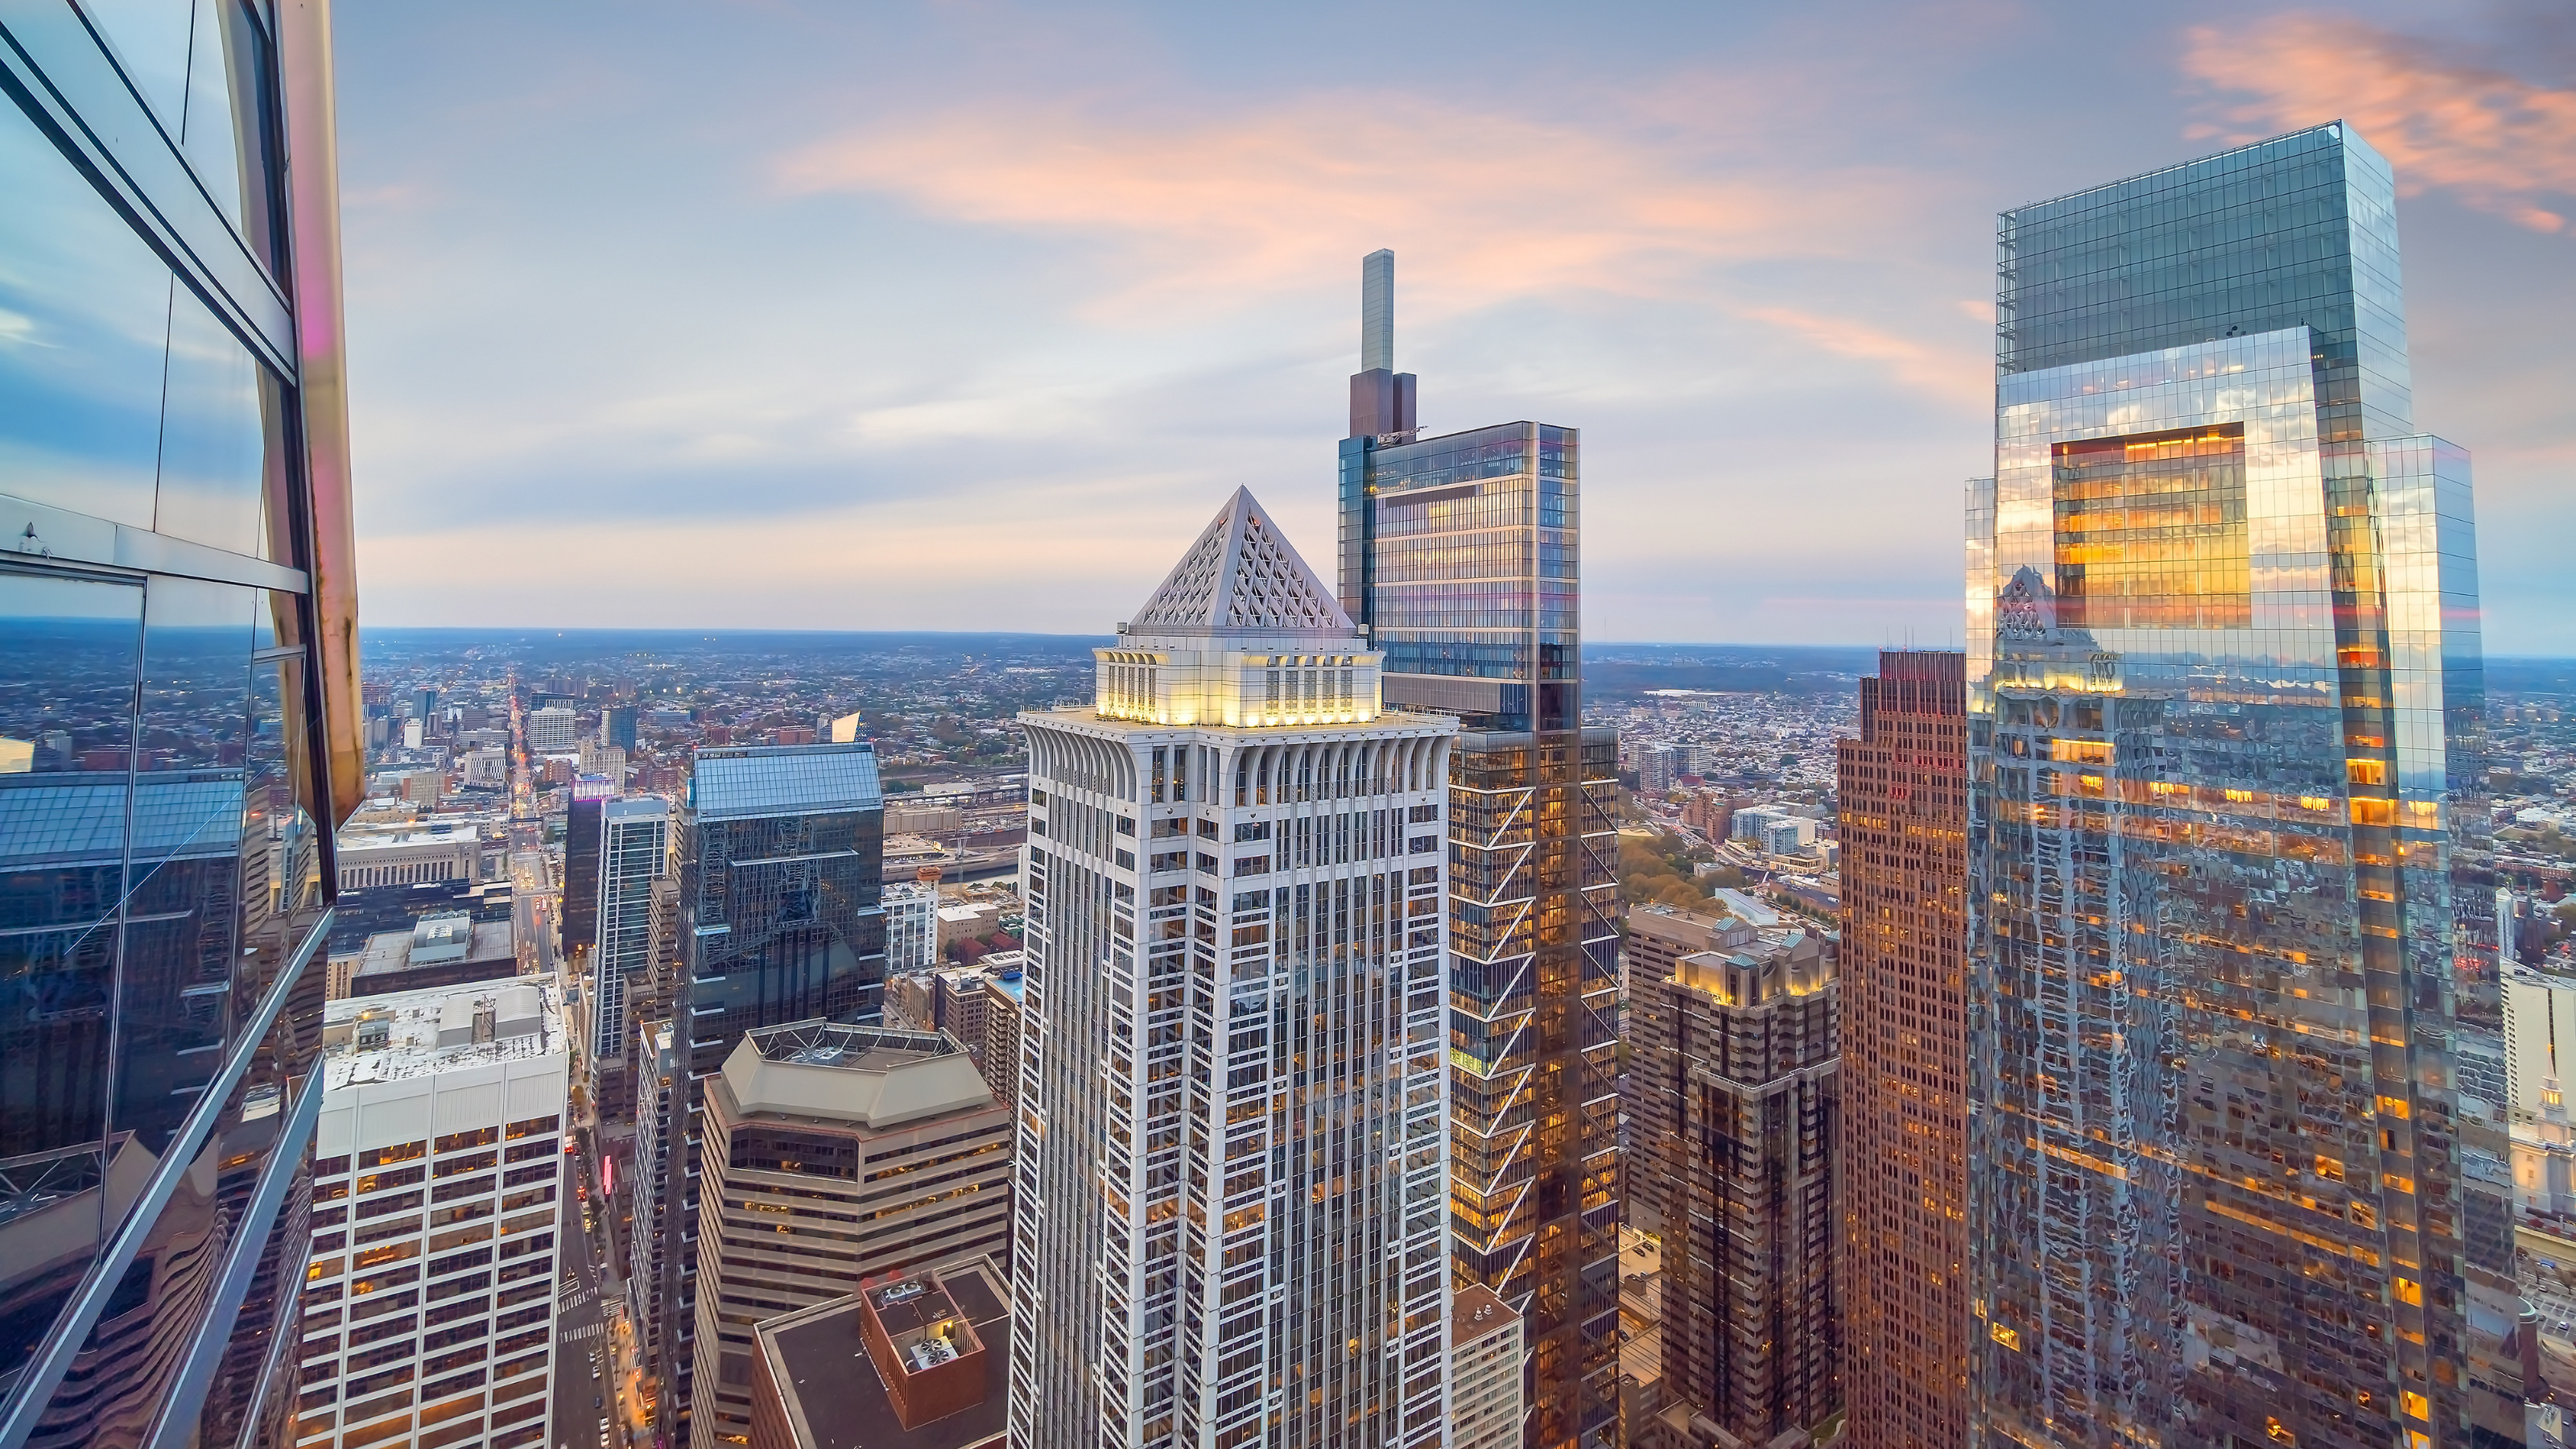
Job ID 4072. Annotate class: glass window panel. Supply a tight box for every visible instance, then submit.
[0,564,144,1410]
[152,283,274,559]
[0,108,174,531]
[112,576,255,1157]
[78,0,195,133]
[180,0,283,273]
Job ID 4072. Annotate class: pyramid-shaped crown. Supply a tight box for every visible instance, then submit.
[1129,488,1357,644]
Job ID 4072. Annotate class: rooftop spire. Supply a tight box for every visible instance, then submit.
[1348,249,1416,440]
[1361,249,1394,372]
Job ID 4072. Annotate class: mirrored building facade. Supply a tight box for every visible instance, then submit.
[657,744,886,1449]
[1335,254,1620,1449]
[1967,122,2513,1449]
[0,2,364,1448]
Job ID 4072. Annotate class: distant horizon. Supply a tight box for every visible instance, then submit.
[349,625,2576,665]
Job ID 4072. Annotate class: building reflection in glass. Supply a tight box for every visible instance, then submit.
[0,2,360,1447]
[1967,124,2511,1449]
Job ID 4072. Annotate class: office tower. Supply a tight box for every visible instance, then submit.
[1453,1286,1527,1449]
[605,706,640,754]
[745,1256,1012,1449]
[0,2,362,1446]
[630,1020,679,1425]
[1629,926,1839,1449]
[1969,122,2509,1449]
[564,774,613,962]
[527,707,578,754]
[688,1021,1009,1449]
[656,743,887,1449]
[1335,252,1620,1449]
[1013,488,1457,1449]
[302,981,568,1449]
[592,798,671,1123]
[1834,650,1968,1449]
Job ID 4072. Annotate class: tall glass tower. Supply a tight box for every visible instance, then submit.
[656,743,886,1449]
[1337,254,1621,1449]
[0,3,365,1448]
[1967,122,2514,1449]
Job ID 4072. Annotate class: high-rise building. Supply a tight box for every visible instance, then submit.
[605,705,640,754]
[1969,122,2511,1449]
[1835,650,1967,1449]
[592,797,671,1122]
[1336,250,1620,1449]
[1629,924,1839,1449]
[1619,906,1744,1238]
[979,971,1024,1118]
[884,876,943,975]
[303,981,568,1449]
[564,774,614,964]
[656,743,887,1449]
[1013,487,1457,1449]
[2505,969,2576,1216]
[0,3,364,1445]
[630,1019,679,1425]
[688,1021,1009,1449]
[527,707,578,754]
[1638,742,1679,799]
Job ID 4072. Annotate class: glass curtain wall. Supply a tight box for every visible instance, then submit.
[1967,124,2512,1449]
[0,3,360,1449]
[1340,422,1621,1449]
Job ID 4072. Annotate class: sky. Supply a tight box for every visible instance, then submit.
[332,0,2576,652]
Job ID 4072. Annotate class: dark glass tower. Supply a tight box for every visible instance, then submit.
[0,4,365,1449]
[1336,253,1620,1449]
[654,744,886,1449]
[1969,123,2511,1449]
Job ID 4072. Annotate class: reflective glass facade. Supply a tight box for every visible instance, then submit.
[1340,416,1619,1449]
[658,745,885,1449]
[0,3,361,1448]
[1969,124,2512,1449]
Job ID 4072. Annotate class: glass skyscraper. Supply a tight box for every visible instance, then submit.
[1336,254,1620,1449]
[0,3,364,1448]
[1967,122,2513,1449]
[656,743,886,1449]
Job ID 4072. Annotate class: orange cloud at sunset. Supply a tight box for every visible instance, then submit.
[2185,13,2576,233]
[772,92,1924,320]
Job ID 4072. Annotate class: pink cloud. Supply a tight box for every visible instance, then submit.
[770,92,1925,319]
[1738,304,1991,409]
[2183,14,2576,233]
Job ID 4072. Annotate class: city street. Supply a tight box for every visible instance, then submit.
[550,1158,647,1449]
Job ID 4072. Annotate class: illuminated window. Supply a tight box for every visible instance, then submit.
[2051,424,2250,629]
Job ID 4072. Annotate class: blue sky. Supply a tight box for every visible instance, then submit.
[332,0,2576,650]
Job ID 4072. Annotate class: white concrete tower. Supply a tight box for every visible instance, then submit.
[1009,487,1457,1449]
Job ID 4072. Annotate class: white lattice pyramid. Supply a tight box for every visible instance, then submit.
[1130,487,1355,641]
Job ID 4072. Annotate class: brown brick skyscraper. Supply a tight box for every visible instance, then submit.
[1836,650,1967,1449]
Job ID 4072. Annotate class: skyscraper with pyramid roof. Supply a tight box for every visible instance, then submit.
[1009,488,1459,1449]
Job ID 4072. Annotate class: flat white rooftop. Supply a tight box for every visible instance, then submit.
[323,977,565,1088]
